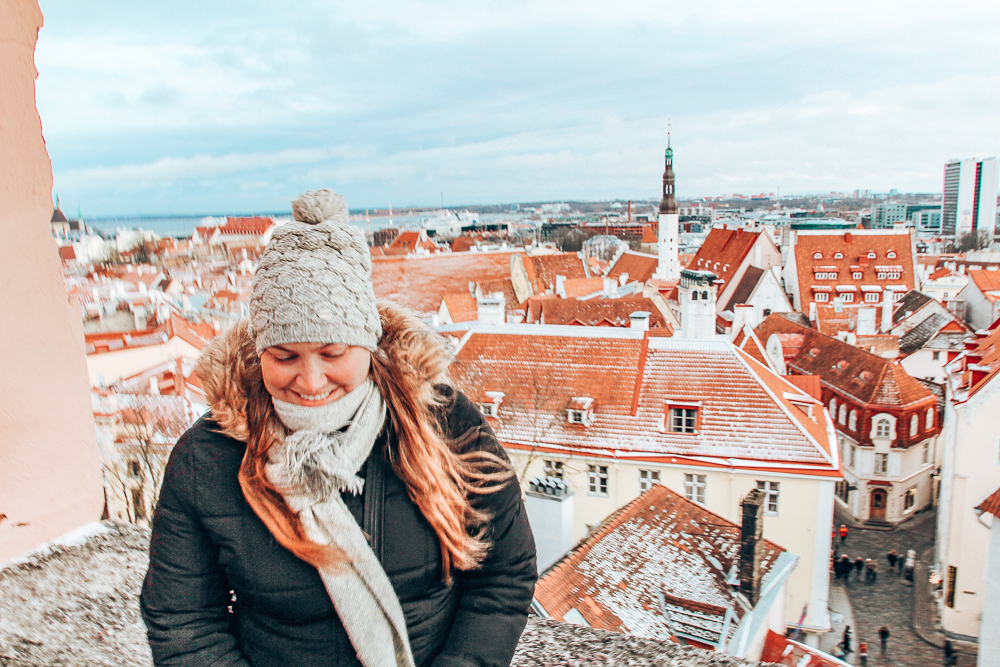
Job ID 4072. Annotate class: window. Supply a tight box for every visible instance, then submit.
[894,291,904,301]
[756,481,779,515]
[132,488,146,521]
[813,252,823,259]
[588,465,608,496]
[835,480,850,502]
[567,410,584,424]
[544,460,564,479]
[910,414,919,436]
[887,272,900,280]
[669,407,698,433]
[829,398,837,415]
[932,351,941,361]
[865,292,880,302]
[849,410,857,431]
[904,487,917,512]
[639,469,660,493]
[867,251,877,259]
[853,272,863,279]
[685,474,706,504]
[850,445,857,468]
[875,452,889,475]
[838,404,847,425]
[946,566,957,608]
[127,460,142,479]
[479,402,498,417]
[842,292,854,302]
[877,272,887,280]
[815,293,829,302]
[922,443,930,465]
[876,418,892,438]
[887,251,897,259]
[834,252,844,259]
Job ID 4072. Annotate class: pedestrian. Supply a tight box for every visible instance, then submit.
[865,558,879,583]
[854,556,864,580]
[841,555,853,583]
[140,189,537,667]
[839,524,849,542]
[841,625,852,654]
[887,549,898,571]
[878,626,890,654]
[943,639,956,666]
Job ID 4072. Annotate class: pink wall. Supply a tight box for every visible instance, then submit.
[0,0,104,562]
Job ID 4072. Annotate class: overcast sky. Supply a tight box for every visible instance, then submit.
[35,0,1000,217]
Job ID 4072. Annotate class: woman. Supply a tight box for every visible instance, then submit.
[141,190,538,667]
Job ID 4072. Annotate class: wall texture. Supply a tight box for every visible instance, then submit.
[0,0,104,562]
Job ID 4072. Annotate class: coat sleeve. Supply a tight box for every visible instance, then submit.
[140,433,251,666]
[431,392,538,667]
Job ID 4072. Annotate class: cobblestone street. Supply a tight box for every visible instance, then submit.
[830,507,975,667]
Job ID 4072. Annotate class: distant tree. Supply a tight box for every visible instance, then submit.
[549,226,594,252]
[956,230,992,252]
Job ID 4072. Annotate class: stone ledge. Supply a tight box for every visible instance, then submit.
[0,522,775,666]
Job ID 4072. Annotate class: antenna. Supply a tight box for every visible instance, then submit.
[667,119,671,148]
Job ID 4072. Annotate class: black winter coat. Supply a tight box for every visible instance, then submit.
[140,390,537,667]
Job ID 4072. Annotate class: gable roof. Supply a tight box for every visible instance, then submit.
[562,277,605,299]
[371,251,519,317]
[608,251,659,284]
[723,266,765,312]
[535,484,786,645]
[892,290,934,325]
[441,292,478,323]
[898,312,964,354]
[976,486,1000,518]
[968,269,1000,299]
[689,227,762,292]
[525,253,589,291]
[451,326,838,473]
[760,630,850,666]
[754,313,935,409]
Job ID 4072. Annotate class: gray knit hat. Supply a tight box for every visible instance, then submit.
[249,189,382,354]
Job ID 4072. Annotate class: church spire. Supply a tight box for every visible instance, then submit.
[659,128,677,215]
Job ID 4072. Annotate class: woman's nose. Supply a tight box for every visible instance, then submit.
[297,358,327,393]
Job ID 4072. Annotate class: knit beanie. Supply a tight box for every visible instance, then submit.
[249,189,382,355]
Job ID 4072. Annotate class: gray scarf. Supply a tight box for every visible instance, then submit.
[266,379,415,667]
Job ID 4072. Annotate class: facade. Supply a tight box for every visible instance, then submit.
[870,203,907,229]
[920,266,969,303]
[975,487,1000,667]
[941,158,998,239]
[752,314,940,524]
[0,0,104,562]
[936,320,1000,640]
[451,323,840,638]
[687,226,782,316]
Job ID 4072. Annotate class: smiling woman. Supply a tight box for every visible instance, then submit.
[140,189,536,667]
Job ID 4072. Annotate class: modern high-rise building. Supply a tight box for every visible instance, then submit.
[941,157,998,239]
[870,202,907,229]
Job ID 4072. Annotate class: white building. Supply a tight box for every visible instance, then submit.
[942,158,998,239]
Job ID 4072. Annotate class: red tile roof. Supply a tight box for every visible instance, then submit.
[535,484,785,643]
[478,277,524,312]
[754,314,935,410]
[760,630,849,666]
[525,296,671,330]
[384,230,439,256]
[525,253,588,291]
[688,227,762,291]
[441,292,478,323]
[562,277,604,298]
[451,327,837,472]
[792,230,915,309]
[608,251,659,284]
[946,317,1000,399]
[222,216,275,235]
[977,486,1000,517]
[968,269,1000,296]
[371,251,519,316]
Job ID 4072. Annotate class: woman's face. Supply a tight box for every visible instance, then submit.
[259,342,371,407]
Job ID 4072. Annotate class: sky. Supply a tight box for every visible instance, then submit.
[34,0,1000,217]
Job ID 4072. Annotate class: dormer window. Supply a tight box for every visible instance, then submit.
[867,251,877,259]
[566,397,595,426]
[477,391,505,418]
[813,252,823,259]
[664,400,700,434]
[887,250,897,259]
[834,252,844,259]
[853,271,863,279]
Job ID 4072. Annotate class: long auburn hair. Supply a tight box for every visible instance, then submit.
[237,308,509,581]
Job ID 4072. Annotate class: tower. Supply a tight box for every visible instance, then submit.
[942,157,998,239]
[678,269,718,339]
[654,134,680,281]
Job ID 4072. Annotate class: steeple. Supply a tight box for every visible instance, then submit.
[659,131,677,215]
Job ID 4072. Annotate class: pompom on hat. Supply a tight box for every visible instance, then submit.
[249,189,382,355]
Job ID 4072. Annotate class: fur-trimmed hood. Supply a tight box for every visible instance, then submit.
[195,299,453,442]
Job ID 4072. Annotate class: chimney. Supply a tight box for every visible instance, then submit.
[525,476,575,572]
[739,488,766,606]
[555,275,567,298]
[619,272,629,287]
[175,358,187,401]
[629,311,650,331]
[857,305,877,336]
[730,303,756,339]
[602,277,618,298]
[808,300,818,324]
[476,293,506,326]
[881,289,894,333]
